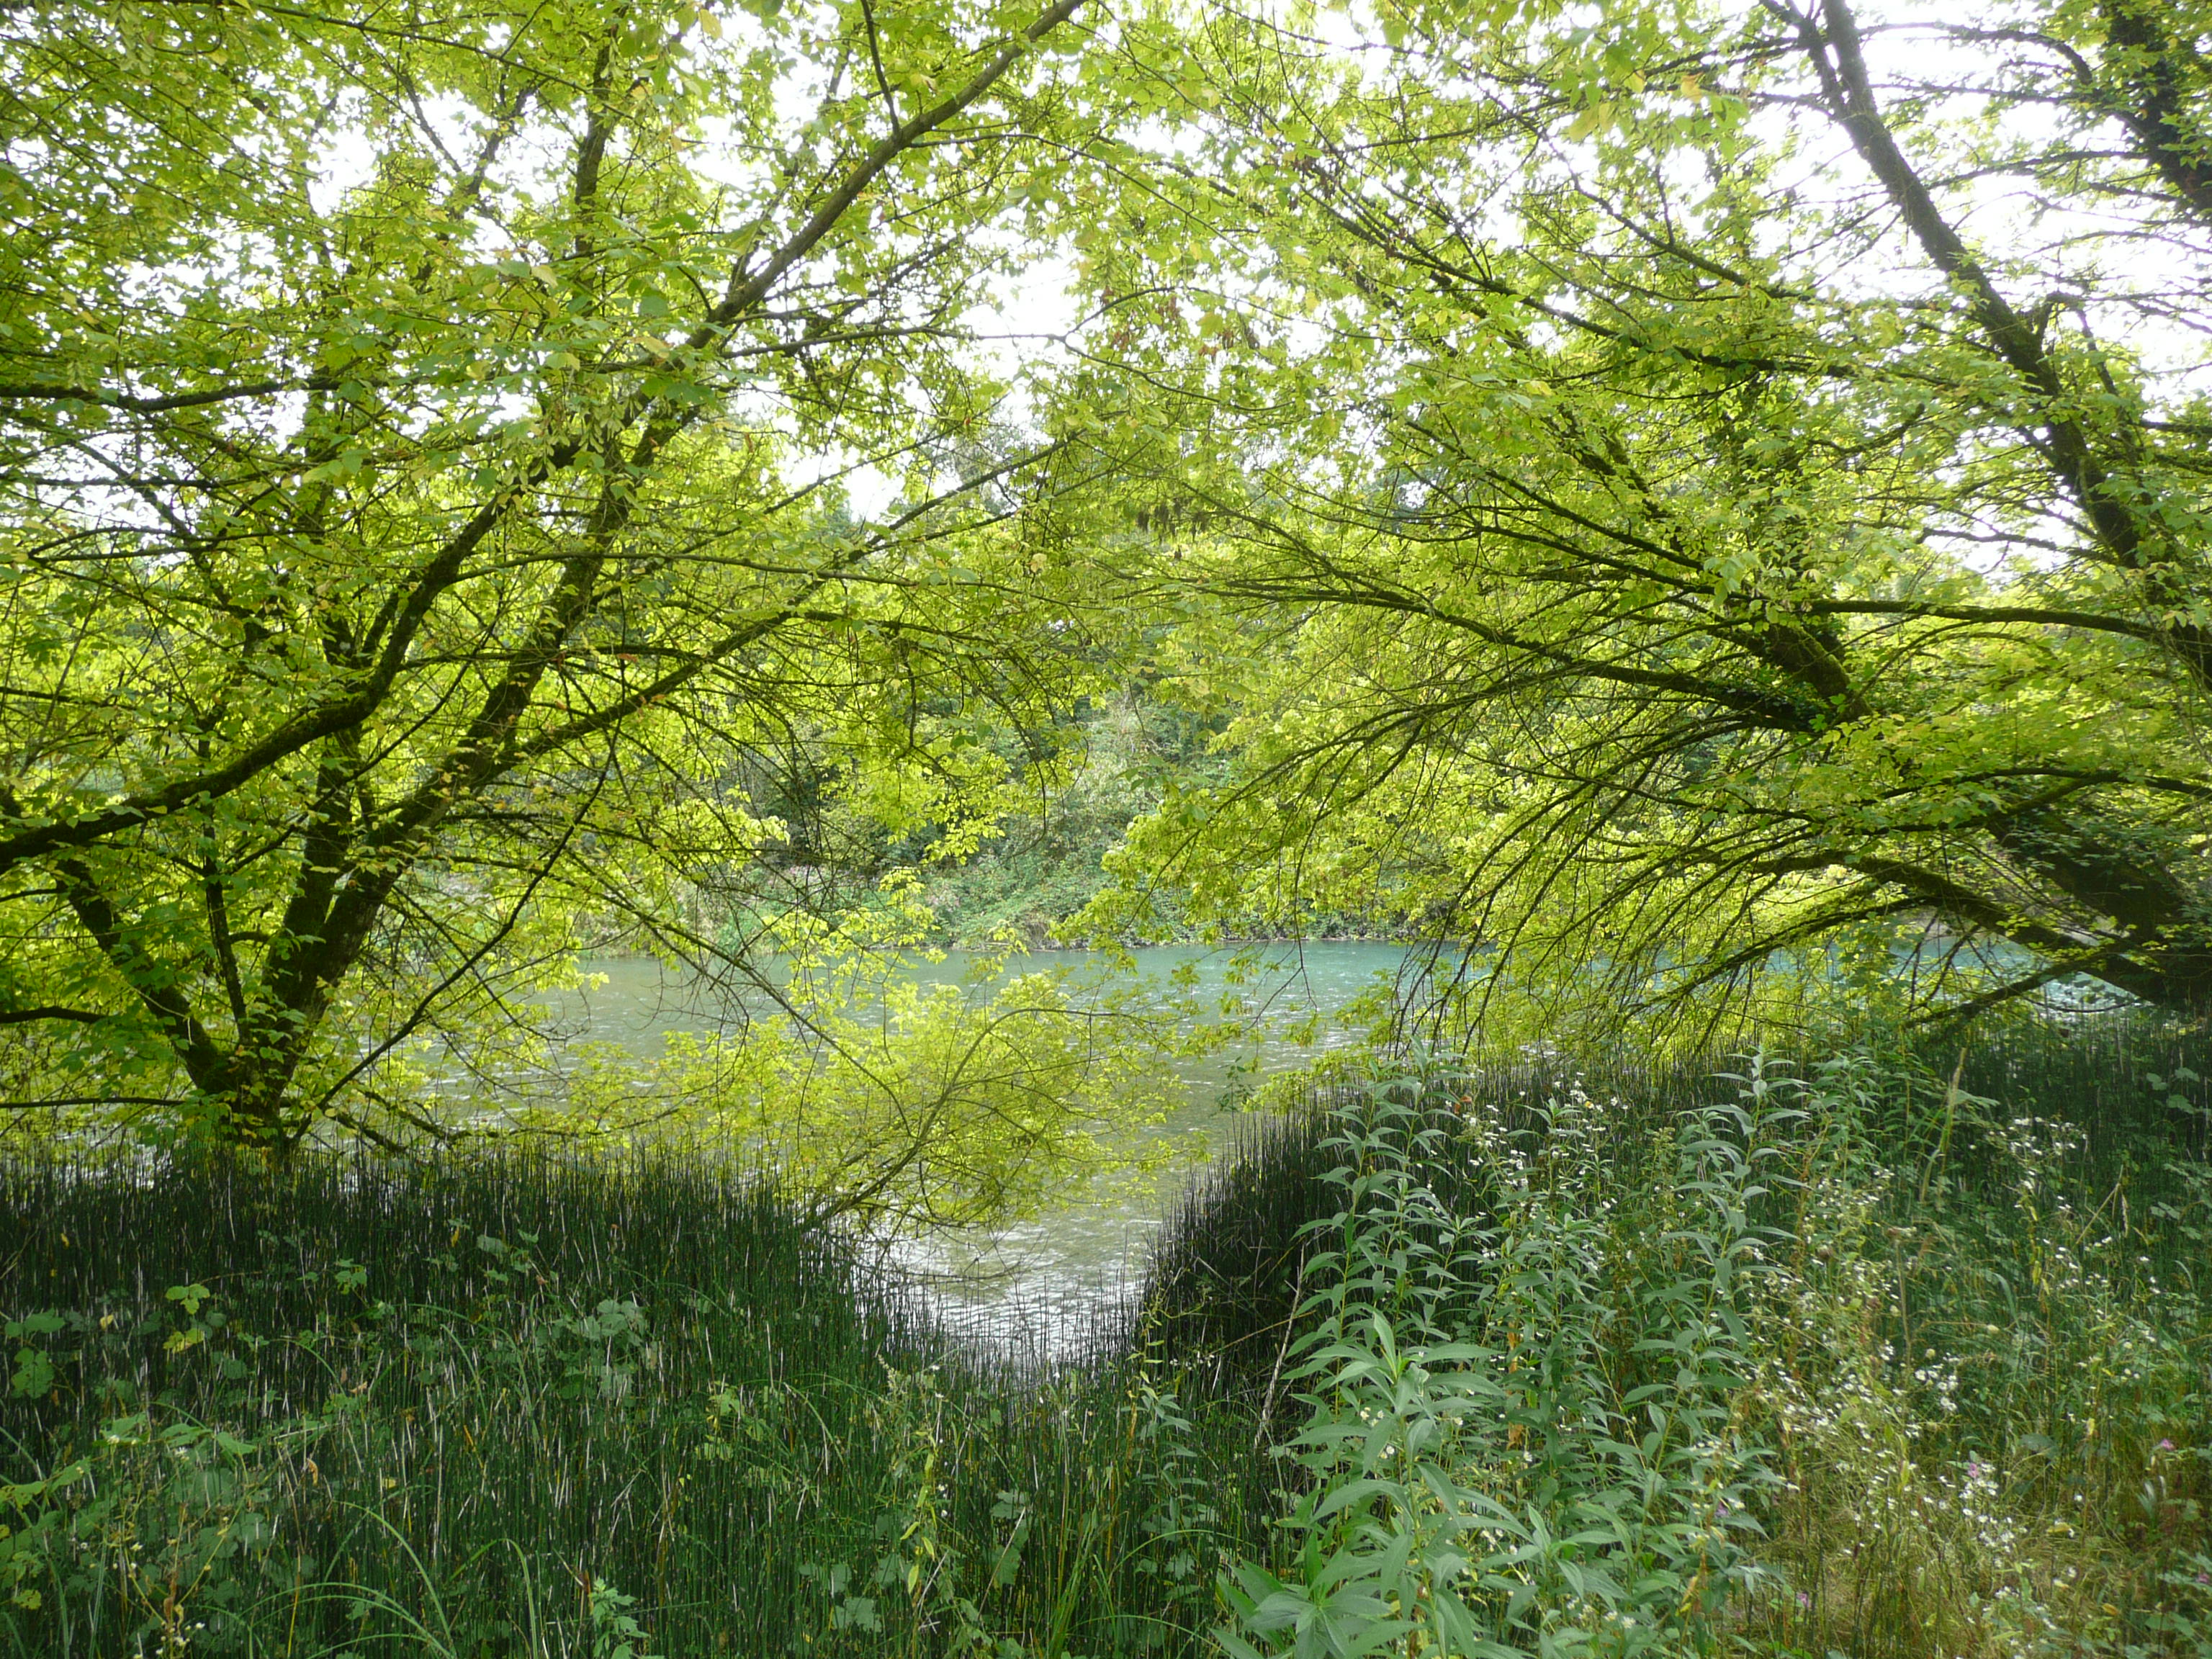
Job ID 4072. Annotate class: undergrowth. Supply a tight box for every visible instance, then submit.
[0,1156,1272,1657]
[4,1019,2209,1658]
[1216,1049,2212,1659]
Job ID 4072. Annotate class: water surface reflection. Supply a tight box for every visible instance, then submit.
[550,944,1419,1353]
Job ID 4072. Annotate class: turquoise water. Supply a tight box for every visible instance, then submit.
[552,943,1422,1346]
[559,941,1417,1083]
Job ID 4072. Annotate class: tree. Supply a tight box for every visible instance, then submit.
[538,886,1190,1234]
[1068,0,2212,1035]
[0,0,1115,1148]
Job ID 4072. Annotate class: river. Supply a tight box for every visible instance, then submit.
[552,942,1424,1354]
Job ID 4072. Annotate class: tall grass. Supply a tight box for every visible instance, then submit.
[7,1010,2210,1658]
[0,1154,1276,1657]
[1195,1027,2212,1659]
[1144,1012,2212,1391]
[1136,1052,1735,1395]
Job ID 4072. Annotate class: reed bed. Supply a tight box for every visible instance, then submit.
[0,1154,1276,1657]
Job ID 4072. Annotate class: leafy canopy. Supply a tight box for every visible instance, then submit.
[0,0,1131,1167]
[1063,0,2212,1040]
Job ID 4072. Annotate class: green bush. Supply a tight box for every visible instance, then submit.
[1216,1049,2212,1659]
[1220,1073,1784,1659]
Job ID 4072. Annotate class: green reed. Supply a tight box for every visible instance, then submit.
[0,1153,1274,1658]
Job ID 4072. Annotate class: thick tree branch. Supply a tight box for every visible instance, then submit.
[1772,0,2212,691]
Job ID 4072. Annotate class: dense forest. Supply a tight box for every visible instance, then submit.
[2,0,2211,1652]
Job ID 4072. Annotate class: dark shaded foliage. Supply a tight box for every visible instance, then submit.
[1138,1014,2212,1396]
[0,1152,1274,1657]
